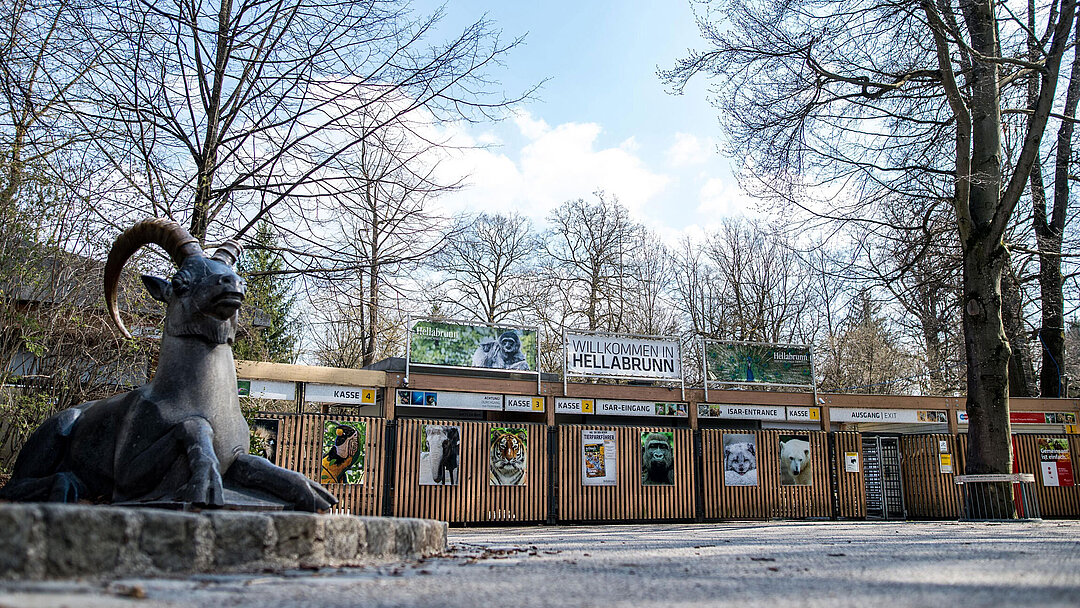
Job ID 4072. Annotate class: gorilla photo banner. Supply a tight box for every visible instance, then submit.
[408,318,538,373]
[704,340,813,388]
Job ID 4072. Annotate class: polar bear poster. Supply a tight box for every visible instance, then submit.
[779,434,812,486]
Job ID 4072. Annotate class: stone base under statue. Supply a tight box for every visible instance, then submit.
[0,503,446,579]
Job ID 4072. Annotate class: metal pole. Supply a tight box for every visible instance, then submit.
[405,314,412,387]
[701,336,709,402]
[562,328,568,396]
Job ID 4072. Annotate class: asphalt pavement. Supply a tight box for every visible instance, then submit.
[1,520,1078,607]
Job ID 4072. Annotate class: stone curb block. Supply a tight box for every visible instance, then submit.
[0,504,446,580]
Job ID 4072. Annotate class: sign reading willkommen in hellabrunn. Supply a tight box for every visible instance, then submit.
[565,332,681,381]
[419,425,460,486]
[321,421,366,484]
[489,427,528,486]
[409,318,538,372]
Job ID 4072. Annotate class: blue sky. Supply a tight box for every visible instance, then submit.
[412,1,753,237]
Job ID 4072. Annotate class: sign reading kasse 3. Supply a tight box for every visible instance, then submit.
[565,332,681,380]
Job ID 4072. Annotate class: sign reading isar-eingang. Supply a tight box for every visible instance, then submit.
[565,332,682,380]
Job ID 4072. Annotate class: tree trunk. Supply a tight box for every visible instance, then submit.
[1001,251,1037,396]
[1038,19,1080,397]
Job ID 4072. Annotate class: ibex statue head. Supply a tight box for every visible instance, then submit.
[104,219,246,345]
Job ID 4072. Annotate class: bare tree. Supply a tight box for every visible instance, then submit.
[431,212,541,324]
[76,0,529,244]
[1031,18,1080,396]
[662,0,1077,493]
[544,192,643,332]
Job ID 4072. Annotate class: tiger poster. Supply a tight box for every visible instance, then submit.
[488,427,528,486]
[321,421,366,485]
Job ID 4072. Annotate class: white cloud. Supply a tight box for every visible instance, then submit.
[432,112,670,224]
[697,177,757,221]
[665,133,712,167]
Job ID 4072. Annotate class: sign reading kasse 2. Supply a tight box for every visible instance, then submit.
[565,333,681,381]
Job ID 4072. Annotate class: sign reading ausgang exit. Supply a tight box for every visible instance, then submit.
[305,383,377,405]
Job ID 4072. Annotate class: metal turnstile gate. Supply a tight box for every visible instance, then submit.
[862,436,906,519]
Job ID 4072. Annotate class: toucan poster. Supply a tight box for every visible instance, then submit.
[321,421,367,484]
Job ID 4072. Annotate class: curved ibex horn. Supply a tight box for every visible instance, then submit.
[210,239,243,266]
[104,219,203,339]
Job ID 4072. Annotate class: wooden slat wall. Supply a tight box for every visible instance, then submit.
[834,431,866,519]
[557,425,695,522]
[1012,434,1080,518]
[899,434,959,519]
[264,413,385,515]
[392,420,548,524]
[700,430,831,520]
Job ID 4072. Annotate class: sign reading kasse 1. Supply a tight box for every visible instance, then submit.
[565,333,681,381]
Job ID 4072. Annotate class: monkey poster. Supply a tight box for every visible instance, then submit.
[409,319,538,373]
[321,421,366,485]
[419,425,461,486]
[640,431,675,486]
[779,434,812,486]
[582,430,617,486]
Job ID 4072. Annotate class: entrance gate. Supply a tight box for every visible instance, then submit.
[863,436,905,519]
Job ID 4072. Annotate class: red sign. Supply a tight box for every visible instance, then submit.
[1010,412,1048,424]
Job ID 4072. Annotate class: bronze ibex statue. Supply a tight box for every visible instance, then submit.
[0,219,336,511]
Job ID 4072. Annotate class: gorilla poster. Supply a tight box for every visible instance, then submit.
[409,319,538,372]
[640,431,675,486]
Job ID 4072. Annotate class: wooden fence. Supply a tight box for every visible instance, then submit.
[1012,434,1080,518]
[899,434,960,519]
[700,430,832,520]
[392,420,548,524]
[250,412,386,515]
[833,432,866,519]
[243,413,1080,522]
[556,425,695,522]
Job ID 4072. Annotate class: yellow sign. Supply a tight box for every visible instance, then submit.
[939,453,953,474]
[582,399,594,414]
[1067,424,1078,435]
[532,397,545,411]
[809,407,820,421]
[361,389,376,404]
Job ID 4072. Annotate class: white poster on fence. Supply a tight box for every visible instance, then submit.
[582,430,618,486]
[565,332,682,380]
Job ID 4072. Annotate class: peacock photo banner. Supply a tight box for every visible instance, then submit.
[703,340,814,388]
